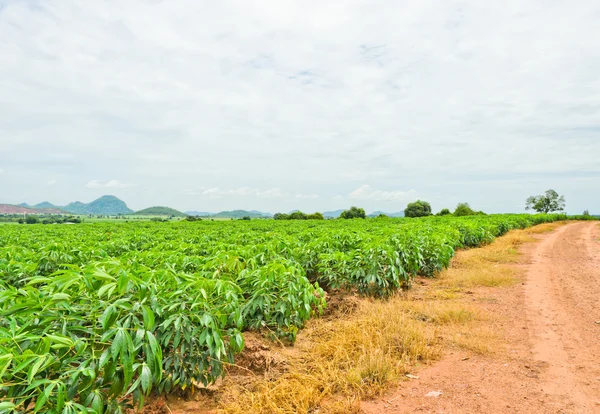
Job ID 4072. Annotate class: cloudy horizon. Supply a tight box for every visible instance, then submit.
[1,0,599,214]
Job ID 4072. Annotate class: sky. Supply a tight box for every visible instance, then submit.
[0,0,599,214]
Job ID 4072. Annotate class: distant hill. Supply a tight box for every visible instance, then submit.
[211,210,272,219]
[133,206,187,217]
[367,211,405,218]
[0,204,64,214]
[62,195,133,215]
[17,195,133,215]
[323,209,344,218]
[185,211,214,217]
[34,201,58,209]
[185,209,272,218]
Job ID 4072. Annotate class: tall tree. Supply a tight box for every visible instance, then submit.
[525,189,565,213]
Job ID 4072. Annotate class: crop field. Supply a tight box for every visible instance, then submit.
[0,214,567,413]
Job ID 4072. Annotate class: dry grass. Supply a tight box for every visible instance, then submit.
[437,222,565,289]
[221,298,445,413]
[218,222,562,413]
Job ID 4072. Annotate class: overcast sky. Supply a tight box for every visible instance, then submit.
[0,0,599,214]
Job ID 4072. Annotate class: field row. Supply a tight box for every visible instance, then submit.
[0,214,567,412]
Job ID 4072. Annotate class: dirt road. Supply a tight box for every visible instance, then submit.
[524,222,600,412]
[362,222,600,413]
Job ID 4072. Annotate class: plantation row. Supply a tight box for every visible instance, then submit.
[0,214,567,412]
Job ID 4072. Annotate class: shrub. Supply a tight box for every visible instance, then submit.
[404,201,432,218]
[454,203,476,217]
[307,212,324,220]
[25,215,39,224]
[340,207,366,219]
[437,208,451,216]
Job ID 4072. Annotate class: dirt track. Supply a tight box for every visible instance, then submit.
[363,222,600,414]
[524,222,600,412]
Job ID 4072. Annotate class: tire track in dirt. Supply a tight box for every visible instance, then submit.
[361,222,600,414]
[524,222,600,413]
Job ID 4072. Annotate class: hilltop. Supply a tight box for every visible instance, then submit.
[133,206,187,217]
[16,195,133,215]
[63,196,133,215]
[186,210,272,218]
[211,210,272,219]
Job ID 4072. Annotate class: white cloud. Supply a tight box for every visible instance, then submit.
[193,186,286,199]
[85,180,132,189]
[1,0,600,213]
[332,195,344,200]
[257,188,286,198]
[48,180,56,185]
[296,193,319,199]
[349,185,417,202]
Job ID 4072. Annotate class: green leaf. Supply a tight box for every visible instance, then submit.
[51,293,71,302]
[142,306,155,331]
[111,329,125,360]
[101,306,118,331]
[28,355,47,383]
[140,364,152,394]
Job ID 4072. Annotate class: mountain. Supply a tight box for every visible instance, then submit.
[211,210,272,219]
[34,201,58,209]
[367,211,405,218]
[323,209,345,218]
[185,211,214,217]
[133,206,187,217]
[18,203,31,208]
[63,195,133,215]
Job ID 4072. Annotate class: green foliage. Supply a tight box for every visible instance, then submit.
[583,210,590,216]
[274,212,324,220]
[289,211,307,220]
[25,216,39,224]
[0,214,573,411]
[453,203,476,217]
[184,216,201,222]
[437,208,451,216]
[339,206,366,219]
[404,200,432,218]
[525,189,566,214]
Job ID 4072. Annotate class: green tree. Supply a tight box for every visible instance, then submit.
[25,216,39,224]
[454,203,476,216]
[583,210,590,216]
[307,212,324,220]
[437,208,451,216]
[525,190,565,214]
[339,206,366,219]
[273,213,290,220]
[404,200,432,218]
[290,211,308,220]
